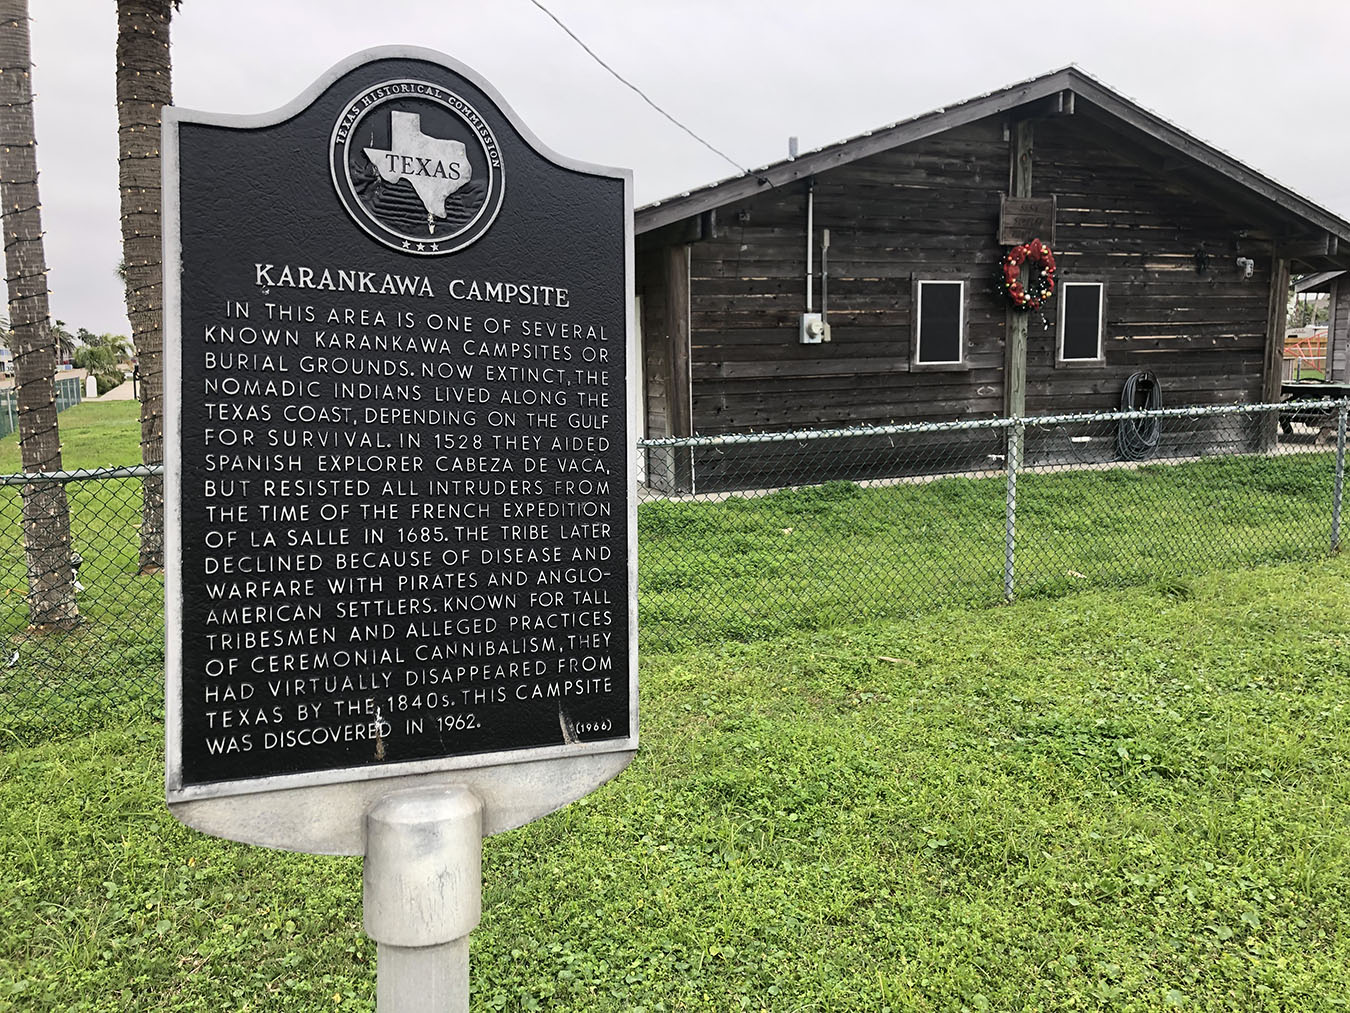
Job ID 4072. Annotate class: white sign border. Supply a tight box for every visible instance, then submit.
[163,46,637,852]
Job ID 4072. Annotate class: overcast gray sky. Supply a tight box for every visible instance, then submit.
[28,0,1350,338]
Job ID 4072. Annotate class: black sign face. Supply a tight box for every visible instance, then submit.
[165,51,635,798]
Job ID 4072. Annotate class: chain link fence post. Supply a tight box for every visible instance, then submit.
[1334,399,1348,554]
[1003,418,1023,602]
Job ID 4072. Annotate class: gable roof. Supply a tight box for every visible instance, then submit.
[636,66,1350,263]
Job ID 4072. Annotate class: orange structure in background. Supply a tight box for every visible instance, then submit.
[1284,328,1328,380]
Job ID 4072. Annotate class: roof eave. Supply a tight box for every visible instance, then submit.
[635,66,1350,248]
[635,68,1078,234]
[1294,270,1346,293]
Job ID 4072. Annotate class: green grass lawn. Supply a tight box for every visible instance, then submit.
[0,401,161,737]
[2,404,1349,1008]
[0,399,143,474]
[2,559,1348,1011]
[0,404,1343,737]
[638,450,1339,650]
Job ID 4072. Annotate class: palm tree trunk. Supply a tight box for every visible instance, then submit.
[0,0,78,627]
[116,0,174,572]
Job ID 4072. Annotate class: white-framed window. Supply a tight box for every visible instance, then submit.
[913,278,965,367]
[1057,281,1105,364]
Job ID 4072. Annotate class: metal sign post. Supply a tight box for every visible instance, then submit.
[364,787,482,1012]
[162,48,637,1006]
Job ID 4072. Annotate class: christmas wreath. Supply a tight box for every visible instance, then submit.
[999,238,1057,311]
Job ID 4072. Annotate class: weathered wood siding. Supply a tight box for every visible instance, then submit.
[681,122,1010,488]
[643,113,1281,490]
[688,120,1009,437]
[1329,276,1350,382]
[1031,118,1274,413]
[636,247,671,439]
[636,245,695,491]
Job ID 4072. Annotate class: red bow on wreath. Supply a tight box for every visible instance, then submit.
[1000,238,1057,311]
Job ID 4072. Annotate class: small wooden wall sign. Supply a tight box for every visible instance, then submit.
[999,195,1057,246]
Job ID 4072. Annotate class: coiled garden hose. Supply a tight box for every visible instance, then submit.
[1116,370,1162,460]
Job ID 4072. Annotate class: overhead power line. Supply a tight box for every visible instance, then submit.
[527,0,749,176]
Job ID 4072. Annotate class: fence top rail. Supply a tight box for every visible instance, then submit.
[0,463,165,486]
[0,401,1341,476]
[637,399,1350,449]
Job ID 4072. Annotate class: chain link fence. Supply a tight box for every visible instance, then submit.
[636,399,1348,649]
[0,400,1345,740]
[0,374,83,439]
[0,464,165,740]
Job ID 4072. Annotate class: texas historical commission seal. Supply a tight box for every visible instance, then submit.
[331,80,505,255]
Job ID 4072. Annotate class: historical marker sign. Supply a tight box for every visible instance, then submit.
[164,48,636,852]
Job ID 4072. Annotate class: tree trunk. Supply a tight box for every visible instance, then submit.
[116,0,173,572]
[0,0,78,627]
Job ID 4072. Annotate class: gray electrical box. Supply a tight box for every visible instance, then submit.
[799,312,830,344]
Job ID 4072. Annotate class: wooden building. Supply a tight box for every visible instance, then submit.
[634,68,1350,492]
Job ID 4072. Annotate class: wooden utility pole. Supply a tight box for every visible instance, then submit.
[1260,253,1291,449]
[1001,121,1034,603]
[664,243,693,492]
[1004,120,1034,419]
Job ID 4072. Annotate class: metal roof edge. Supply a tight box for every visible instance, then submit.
[636,67,1076,234]
[1294,270,1346,293]
[636,66,1350,245]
